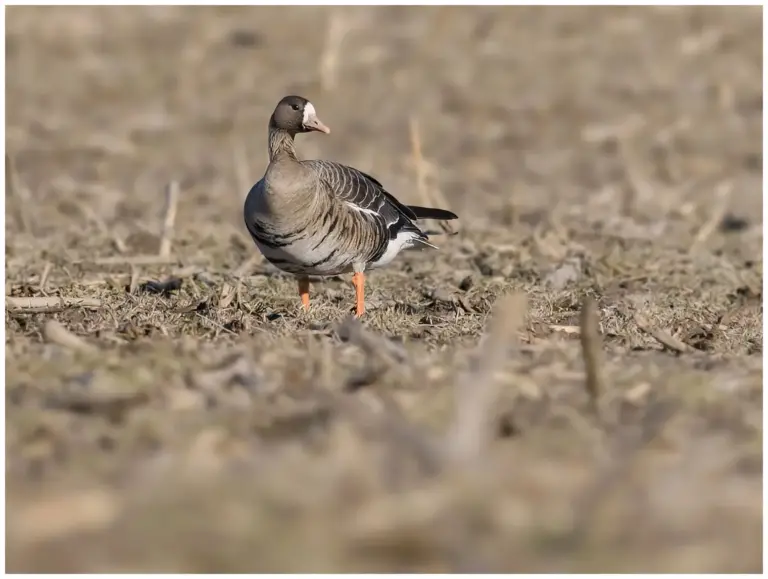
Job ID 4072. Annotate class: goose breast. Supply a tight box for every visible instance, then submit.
[244,177,360,276]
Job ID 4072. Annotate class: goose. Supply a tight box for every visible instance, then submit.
[243,95,458,317]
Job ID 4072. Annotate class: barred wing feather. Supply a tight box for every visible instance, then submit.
[302,160,426,242]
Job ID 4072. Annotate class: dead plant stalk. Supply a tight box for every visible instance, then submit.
[319,10,348,92]
[408,117,455,235]
[159,180,180,257]
[7,296,102,312]
[448,292,527,467]
[579,297,606,421]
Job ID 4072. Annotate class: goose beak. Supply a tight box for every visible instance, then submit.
[302,103,331,134]
[304,115,331,134]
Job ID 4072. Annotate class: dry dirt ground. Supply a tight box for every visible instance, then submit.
[4,6,763,573]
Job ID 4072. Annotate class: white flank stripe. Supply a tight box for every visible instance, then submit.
[345,201,379,217]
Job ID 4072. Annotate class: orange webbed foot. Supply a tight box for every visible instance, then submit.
[351,272,365,318]
[298,277,310,313]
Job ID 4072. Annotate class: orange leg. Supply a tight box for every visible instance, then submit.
[298,277,310,312]
[351,272,365,317]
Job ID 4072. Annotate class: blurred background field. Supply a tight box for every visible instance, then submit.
[5,5,763,573]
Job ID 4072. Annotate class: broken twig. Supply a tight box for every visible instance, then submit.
[634,313,691,353]
[7,296,102,312]
[550,324,581,335]
[38,262,53,294]
[43,320,98,353]
[579,297,606,421]
[86,254,193,266]
[128,265,141,295]
[447,292,527,467]
[337,315,409,390]
[79,204,127,254]
[159,180,180,257]
[690,182,733,253]
[6,153,34,234]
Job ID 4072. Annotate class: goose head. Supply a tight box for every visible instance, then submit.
[271,95,330,135]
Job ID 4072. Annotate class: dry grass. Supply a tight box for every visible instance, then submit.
[5,6,763,573]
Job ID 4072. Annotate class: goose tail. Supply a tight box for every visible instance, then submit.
[406,205,459,221]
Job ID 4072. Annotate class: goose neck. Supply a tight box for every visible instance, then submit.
[268,121,298,162]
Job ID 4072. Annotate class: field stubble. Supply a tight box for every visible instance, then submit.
[5,6,763,573]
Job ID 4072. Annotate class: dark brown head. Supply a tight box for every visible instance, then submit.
[270,95,330,135]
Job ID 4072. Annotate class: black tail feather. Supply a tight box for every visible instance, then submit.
[406,205,459,221]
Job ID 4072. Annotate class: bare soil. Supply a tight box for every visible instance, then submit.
[5,6,763,573]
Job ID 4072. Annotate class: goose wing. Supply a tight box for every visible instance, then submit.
[302,160,427,242]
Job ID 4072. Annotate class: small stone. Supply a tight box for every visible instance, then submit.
[431,288,454,303]
[719,213,749,233]
[624,382,651,404]
[544,257,583,290]
[458,275,474,291]
[166,388,205,412]
[228,29,264,48]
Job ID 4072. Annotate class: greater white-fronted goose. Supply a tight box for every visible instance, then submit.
[244,95,458,317]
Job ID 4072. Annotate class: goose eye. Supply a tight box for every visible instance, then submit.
[291,104,300,111]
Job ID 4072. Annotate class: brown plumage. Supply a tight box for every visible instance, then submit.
[243,95,459,317]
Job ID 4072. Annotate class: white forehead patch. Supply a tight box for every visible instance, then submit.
[302,102,316,124]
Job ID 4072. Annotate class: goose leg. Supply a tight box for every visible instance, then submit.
[351,272,365,317]
[298,277,310,312]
